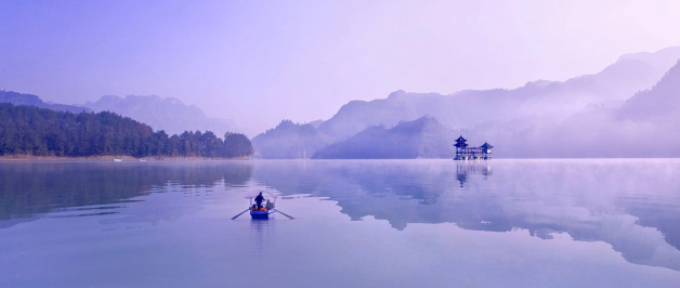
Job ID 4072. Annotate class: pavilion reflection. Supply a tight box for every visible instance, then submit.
[456,161,492,187]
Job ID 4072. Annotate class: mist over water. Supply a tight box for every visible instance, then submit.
[1,160,679,287]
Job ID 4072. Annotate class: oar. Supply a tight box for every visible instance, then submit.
[273,209,295,220]
[231,208,250,220]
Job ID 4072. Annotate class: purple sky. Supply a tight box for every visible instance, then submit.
[1,0,679,133]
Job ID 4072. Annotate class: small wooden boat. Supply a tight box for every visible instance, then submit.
[231,192,294,220]
[247,192,277,220]
[250,208,275,220]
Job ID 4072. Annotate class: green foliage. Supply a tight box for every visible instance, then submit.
[223,132,254,158]
[0,103,253,158]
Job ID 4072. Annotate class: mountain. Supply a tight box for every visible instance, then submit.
[500,60,680,158]
[317,47,680,142]
[617,60,680,121]
[84,95,248,137]
[618,46,680,72]
[0,91,90,114]
[313,116,455,159]
[251,120,329,159]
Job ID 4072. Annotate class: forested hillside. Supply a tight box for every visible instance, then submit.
[0,103,253,158]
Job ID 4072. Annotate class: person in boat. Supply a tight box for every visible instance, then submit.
[254,192,265,209]
[265,199,275,210]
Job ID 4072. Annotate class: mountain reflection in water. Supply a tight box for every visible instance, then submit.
[251,160,680,271]
[1,159,679,272]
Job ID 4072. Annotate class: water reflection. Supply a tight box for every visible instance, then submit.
[250,219,276,254]
[0,161,253,228]
[251,160,680,271]
[1,159,680,272]
[456,161,492,187]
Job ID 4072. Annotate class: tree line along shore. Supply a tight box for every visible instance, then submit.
[0,103,254,159]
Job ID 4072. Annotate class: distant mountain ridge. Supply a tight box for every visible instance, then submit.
[501,60,680,158]
[255,46,680,158]
[618,60,680,121]
[0,91,90,114]
[84,95,248,137]
[618,46,680,71]
[251,120,328,159]
[317,47,680,142]
[313,116,455,159]
[0,92,251,139]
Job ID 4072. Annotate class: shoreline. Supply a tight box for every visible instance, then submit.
[0,155,251,161]
[2,156,678,161]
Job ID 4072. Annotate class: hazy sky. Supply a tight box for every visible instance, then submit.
[1,0,679,133]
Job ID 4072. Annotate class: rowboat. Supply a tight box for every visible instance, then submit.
[231,192,294,220]
[247,192,277,220]
[250,208,275,220]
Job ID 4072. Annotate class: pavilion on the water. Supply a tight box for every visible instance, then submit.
[453,135,493,160]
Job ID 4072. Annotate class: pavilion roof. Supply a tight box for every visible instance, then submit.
[455,135,467,143]
[481,142,494,149]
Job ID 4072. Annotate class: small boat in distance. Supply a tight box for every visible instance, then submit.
[248,192,277,220]
[113,158,122,162]
[139,158,147,162]
[231,192,294,220]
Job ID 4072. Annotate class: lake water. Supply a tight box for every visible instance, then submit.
[1,159,680,287]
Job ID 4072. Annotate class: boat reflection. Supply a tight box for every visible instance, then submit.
[250,219,276,254]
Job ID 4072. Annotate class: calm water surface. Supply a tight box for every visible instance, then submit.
[1,159,679,287]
